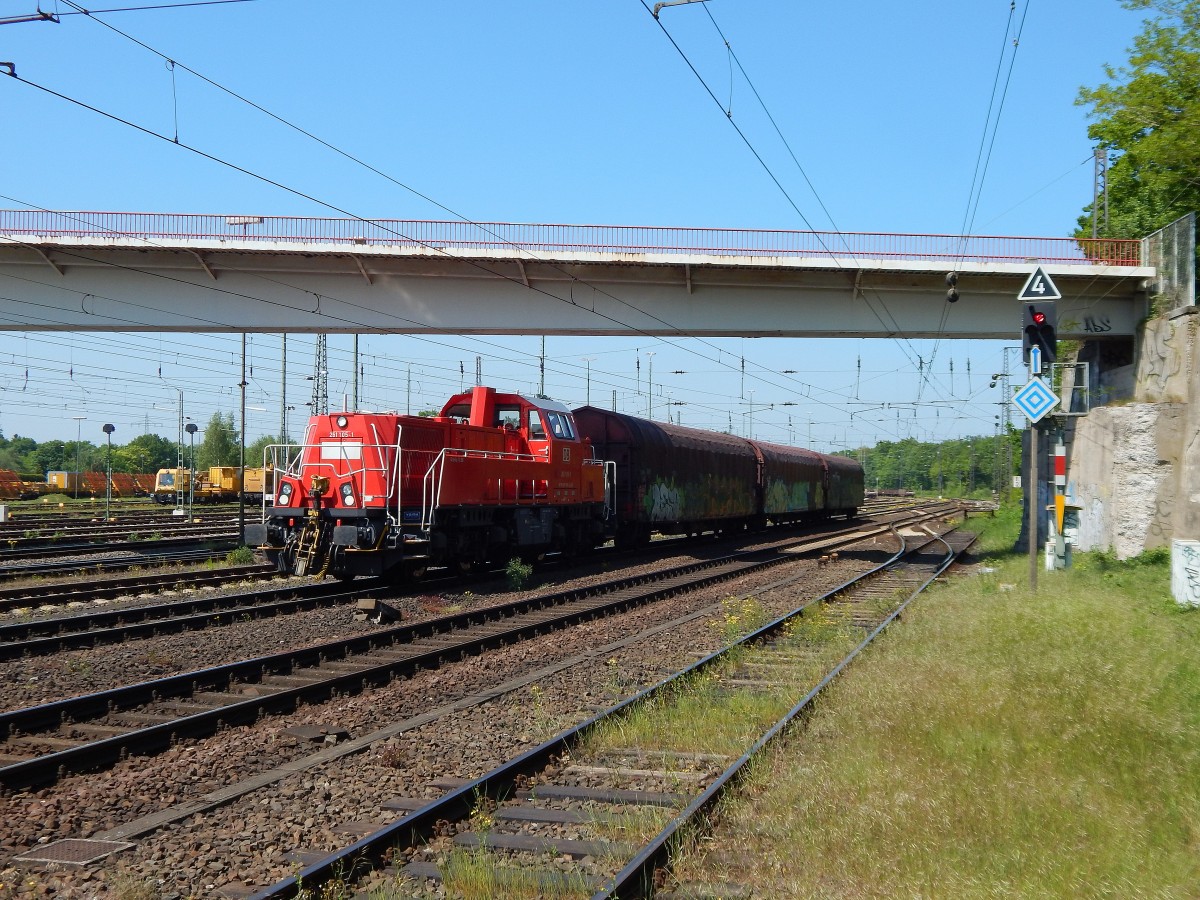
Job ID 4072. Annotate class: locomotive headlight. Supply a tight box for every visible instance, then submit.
[336,415,348,428]
[340,482,355,506]
[277,483,293,507]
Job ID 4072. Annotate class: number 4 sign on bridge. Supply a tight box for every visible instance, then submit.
[1019,266,1062,302]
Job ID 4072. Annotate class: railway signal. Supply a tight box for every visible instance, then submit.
[1022,301,1057,368]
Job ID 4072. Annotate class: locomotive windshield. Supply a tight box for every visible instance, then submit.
[546,411,575,439]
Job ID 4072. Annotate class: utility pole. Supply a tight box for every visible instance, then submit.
[311,335,328,415]
[352,335,359,409]
[581,357,595,406]
[1093,146,1109,238]
[646,351,655,419]
[279,334,288,442]
[239,333,247,545]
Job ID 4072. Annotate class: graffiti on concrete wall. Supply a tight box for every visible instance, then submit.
[1147,496,1175,544]
[1143,322,1183,395]
[1171,540,1200,607]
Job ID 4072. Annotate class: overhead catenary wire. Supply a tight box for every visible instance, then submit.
[0,8,1012,451]
[25,0,993,441]
[48,0,863,414]
[0,71,878,438]
[644,0,961,408]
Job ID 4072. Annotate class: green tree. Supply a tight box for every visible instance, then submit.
[113,433,179,473]
[0,435,38,475]
[196,412,240,470]
[32,439,69,475]
[245,434,281,469]
[1076,1,1200,238]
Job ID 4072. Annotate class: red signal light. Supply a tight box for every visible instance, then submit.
[1032,311,1047,325]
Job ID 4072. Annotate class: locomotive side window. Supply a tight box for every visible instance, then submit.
[495,406,521,429]
[528,410,546,438]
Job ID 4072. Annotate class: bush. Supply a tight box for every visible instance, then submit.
[505,557,533,590]
[226,545,256,565]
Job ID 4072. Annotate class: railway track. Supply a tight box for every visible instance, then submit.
[0,505,956,792]
[0,546,240,580]
[250,521,976,898]
[0,506,233,525]
[0,565,312,657]
[0,521,237,553]
[0,530,237,562]
[0,562,279,612]
[0,500,952,632]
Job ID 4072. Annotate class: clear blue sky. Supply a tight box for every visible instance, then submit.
[0,0,1145,455]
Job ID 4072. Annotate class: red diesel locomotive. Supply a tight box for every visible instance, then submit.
[244,385,864,580]
[244,386,609,578]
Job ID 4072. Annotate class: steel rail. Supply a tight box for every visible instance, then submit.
[0,532,236,561]
[248,523,972,899]
[0,508,948,790]
[0,571,339,660]
[0,547,235,580]
[0,562,276,611]
[593,528,968,899]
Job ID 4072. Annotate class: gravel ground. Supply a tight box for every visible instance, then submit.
[0,529,903,898]
[0,533,828,712]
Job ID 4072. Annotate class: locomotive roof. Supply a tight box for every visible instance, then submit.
[520,394,572,414]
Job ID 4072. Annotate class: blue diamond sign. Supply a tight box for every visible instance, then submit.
[1013,377,1060,423]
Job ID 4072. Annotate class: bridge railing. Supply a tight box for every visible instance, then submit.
[0,210,1144,266]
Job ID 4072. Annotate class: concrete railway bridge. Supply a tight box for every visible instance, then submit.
[1,208,1196,560]
[0,210,1172,342]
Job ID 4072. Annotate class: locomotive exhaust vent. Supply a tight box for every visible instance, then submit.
[14,838,135,866]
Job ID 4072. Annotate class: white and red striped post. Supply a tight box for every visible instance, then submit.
[1053,429,1068,569]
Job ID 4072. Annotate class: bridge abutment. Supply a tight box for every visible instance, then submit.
[1066,311,1200,557]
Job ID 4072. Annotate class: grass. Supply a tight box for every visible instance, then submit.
[669,504,1200,897]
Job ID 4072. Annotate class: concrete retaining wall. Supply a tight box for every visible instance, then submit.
[1066,313,1200,558]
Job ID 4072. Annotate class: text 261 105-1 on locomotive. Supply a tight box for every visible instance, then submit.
[243,386,864,580]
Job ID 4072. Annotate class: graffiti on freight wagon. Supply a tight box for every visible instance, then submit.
[763,478,822,515]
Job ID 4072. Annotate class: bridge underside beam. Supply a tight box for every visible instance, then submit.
[0,244,1150,338]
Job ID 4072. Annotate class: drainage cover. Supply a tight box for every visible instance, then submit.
[13,838,134,866]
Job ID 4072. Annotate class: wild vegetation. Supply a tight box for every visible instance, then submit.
[851,430,1022,498]
[1076,0,1200,239]
[668,505,1200,896]
[0,413,277,477]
